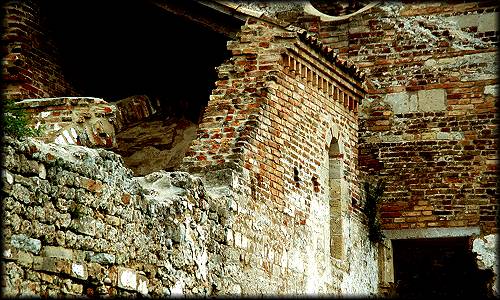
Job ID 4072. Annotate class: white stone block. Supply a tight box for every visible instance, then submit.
[2,169,14,185]
[118,267,137,291]
[234,232,242,248]
[478,12,499,32]
[484,85,498,96]
[55,135,66,145]
[38,163,46,179]
[417,89,446,112]
[71,263,87,280]
[226,229,234,245]
[63,130,75,144]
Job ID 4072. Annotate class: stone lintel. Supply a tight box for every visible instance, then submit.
[383,226,480,240]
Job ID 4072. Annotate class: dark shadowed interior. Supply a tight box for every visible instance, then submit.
[41,0,232,122]
[392,237,494,299]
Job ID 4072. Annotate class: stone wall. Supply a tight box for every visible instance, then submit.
[2,0,78,100]
[182,18,379,295]
[1,133,379,297]
[1,136,219,297]
[299,1,498,234]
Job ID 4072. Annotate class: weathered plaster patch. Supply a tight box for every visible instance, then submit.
[472,234,498,296]
[424,52,497,82]
[478,12,499,32]
[384,92,416,114]
[472,234,497,270]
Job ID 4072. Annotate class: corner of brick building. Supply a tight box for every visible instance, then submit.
[181,17,377,293]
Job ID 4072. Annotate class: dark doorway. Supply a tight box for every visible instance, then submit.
[392,237,493,299]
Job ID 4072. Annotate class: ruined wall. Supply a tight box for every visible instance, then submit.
[1,136,220,297]
[301,1,498,234]
[2,0,78,100]
[16,97,116,148]
[182,18,379,295]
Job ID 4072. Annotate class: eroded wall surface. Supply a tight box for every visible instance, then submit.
[298,1,498,234]
[1,133,378,297]
[1,136,219,297]
[182,18,379,295]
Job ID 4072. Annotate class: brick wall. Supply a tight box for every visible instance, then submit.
[300,2,498,234]
[2,0,78,101]
[182,18,379,294]
[16,97,116,148]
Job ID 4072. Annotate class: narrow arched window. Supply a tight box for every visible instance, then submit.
[329,138,343,260]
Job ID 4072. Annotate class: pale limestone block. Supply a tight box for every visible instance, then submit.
[137,273,149,295]
[234,232,242,248]
[349,26,370,33]
[38,163,46,179]
[41,246,73,260]
[2,169,14,185]
[478,12,499,32]
[417,89,446,112]
[384,92,416,114]
[10,234,41,254]
[226,229,234,245]
[484,85,498,96]
[71,262,88,280]
[62,130,75,144]
[241,235,248,249]
[436,132,450,140]
[421,132,436,140]
[55,135,66,145]
[117,267,137,291]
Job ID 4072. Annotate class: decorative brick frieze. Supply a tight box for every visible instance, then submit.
[280,51,361,112]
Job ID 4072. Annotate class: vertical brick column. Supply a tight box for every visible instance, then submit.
[182,18,288,174]
[2,0,78,100]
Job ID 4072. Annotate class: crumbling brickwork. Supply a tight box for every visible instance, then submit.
[182,18,378,294]
[15,97,116,148]
[2,0,78,100]
[300,1,498,234]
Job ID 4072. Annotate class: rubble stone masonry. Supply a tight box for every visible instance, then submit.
[1,136,220,297]
[299,1,498,234]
